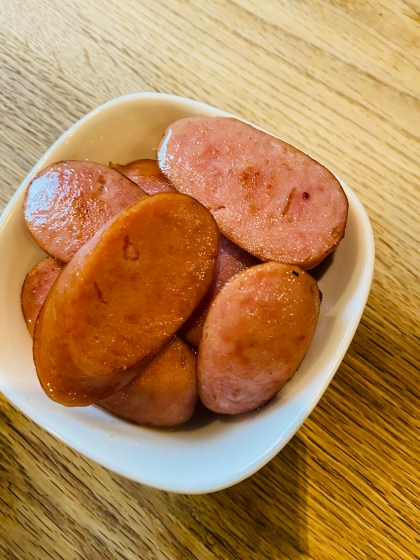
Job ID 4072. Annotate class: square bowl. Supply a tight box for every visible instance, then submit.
[0,93,374,493]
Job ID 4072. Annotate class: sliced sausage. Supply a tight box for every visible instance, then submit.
[110,159,176,195]
[179,236,259,347]
[114,158,259,347]
[98,336,198,428]
[21,257,65,336]
[24,161,147,262]
[34,193,219,406]
[198,262,321,415]
[158,117,348,269]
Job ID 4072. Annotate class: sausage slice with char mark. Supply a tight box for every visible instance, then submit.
[34,193,219,406]
[158,117,348,269]
[114,157,260,347]
[198,261,321,415]
[24,160,147,262]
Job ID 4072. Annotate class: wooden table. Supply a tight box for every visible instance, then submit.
[1,1,419,558]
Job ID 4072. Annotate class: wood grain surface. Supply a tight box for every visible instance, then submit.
[1,0,419,558]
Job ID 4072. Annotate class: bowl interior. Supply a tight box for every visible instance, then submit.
[0,93,374,493]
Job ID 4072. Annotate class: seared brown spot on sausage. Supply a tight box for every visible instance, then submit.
[123,235,140,261]
[281,188,296,216]
[303,192,310,199]
[331,226,342,244]
[201,145,219,159]
[72,194,90,221]
[124,313,139,324]
[292,270,299,277]
[94,282,108,305]
[240,166,260,190]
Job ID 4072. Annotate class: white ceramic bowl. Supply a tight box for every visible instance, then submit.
[0,93,374,493]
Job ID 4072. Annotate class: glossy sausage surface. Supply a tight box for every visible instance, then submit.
[180,235,258,347]
[21,257,65,336]
[115,158,259,347]
[24,160,146,262]
[98,336,198,427]
[198,262,321,415]
[34,193,219,406]
[110,159,176,195]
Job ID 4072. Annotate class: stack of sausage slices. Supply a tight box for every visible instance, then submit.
[22,117,348,428]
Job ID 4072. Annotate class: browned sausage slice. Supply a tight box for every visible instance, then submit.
[98,336,198,427]
[34,193,219,406]
[24,161,147,262]
[179,236,259,347]
[113,158,259,347]
[21,257,65,336]
[110,159,176,195]
[198,262,321,415]
[158,117,348,269]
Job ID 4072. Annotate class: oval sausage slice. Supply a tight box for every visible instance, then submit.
[34,193,219,406]
[98,336,198,428]
[110,159,176,195]
[21,257,65,336]
[179,236,259,347]
[114,158,259,347]
[24,161,147,262]
[158,117,348,269]
[198,262,321,415]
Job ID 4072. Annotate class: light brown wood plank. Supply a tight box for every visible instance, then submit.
[1,0,419,558]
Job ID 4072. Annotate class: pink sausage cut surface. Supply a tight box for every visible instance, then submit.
[198,262,321,415]
[98,336,198,428]
[24,161,147,262]
[158,117,348,269]
[179,235,259,347]
[21,257,65,336]
[110,159,177,195]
